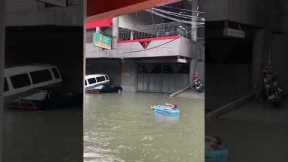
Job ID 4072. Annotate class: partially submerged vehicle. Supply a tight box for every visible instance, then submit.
[86,84,123,94]
[4,64,81,110]
[84,74,110,90]
[84,74,122,93]
[4,65,62,97]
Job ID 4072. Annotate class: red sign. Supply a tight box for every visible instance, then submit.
[85,18,113,29]
[139,40,151,49]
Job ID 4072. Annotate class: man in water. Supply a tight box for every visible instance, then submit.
[164,103,178,109]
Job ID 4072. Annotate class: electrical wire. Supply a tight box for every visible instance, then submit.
[150,8,205,22]
[146,9,205,26]
[119,38,179,55]
[152,8,203,20]
[158,5,205,14]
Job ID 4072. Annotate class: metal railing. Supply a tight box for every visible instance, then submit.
[119,22,205,41]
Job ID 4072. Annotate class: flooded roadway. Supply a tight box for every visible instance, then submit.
[3,107,83,162]
[84,93,204,162]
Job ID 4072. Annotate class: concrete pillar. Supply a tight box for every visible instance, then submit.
[0,0,4,161]
[95,27,100,33]
[189,58,197,86]
[130,31,134,40]
[191,0,199,42]
[189,42,204,86]
[112,17,119,49]
[121,60,137,92]
[252,29,272,98]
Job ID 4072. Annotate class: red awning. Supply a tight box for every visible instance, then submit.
[85,18,113,29]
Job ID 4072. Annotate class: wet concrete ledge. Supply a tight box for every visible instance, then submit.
[206,92,255,120]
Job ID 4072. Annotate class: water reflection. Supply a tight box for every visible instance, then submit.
[154,112,180,123]
[84,93,204,162]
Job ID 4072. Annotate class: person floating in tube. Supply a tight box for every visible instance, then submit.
[164,103,178,109]
[150,103,178,110]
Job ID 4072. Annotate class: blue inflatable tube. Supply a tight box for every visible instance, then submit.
[151,105,180,116]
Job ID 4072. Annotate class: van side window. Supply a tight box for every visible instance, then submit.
[10,73,31,89]
[52,68,60,79]
[4,78,8,92]
[85,80,87,86]
[88,78,96,84]
[30,69,52,84]
[97,76,106,82]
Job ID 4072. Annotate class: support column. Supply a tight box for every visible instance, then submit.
[0,0,5,161]
[121,60,137,92]
[189,42,204,86]
[252,29,272,98]
[95,27,100,33]
[112,17,119,49]
[130,31,134,40]
[189,0,201,86]
[191,0,198,42]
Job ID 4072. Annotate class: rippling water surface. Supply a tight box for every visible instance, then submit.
[84,93,204,162]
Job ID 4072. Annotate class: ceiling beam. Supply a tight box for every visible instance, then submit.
[86,0,180,23]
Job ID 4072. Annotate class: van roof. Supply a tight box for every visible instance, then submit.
[5,64,57,76]
[85,74,107,79]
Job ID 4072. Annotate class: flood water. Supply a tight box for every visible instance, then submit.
[84,93,204,162]
[3,108,83,162]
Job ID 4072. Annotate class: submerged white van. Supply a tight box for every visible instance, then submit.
[4,65,62,97]
[84,74,110,90]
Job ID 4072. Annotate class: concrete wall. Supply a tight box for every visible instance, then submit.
[0,0,5,161]
[269,1,288,91]
[206,64,252,110]
[5,0,82,26]
[249,0,288,94]
[200,0,229,21]
[137,73,189,93]
[201,0,270,26]
[205,33,253,110]
[86,36,193,58]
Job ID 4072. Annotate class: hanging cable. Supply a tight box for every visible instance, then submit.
[158,5,205,14]
[119,38,178,55]
[146,9,205,26]
[152,8,203,20]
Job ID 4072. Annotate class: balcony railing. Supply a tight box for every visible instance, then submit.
[119,22,204,41]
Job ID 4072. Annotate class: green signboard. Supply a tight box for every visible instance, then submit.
[93,32,112,49]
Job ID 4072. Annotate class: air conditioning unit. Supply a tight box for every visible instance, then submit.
[223,28,245,39]
[177,57,187,63]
